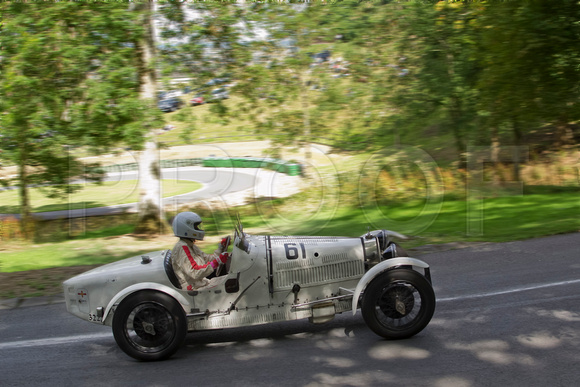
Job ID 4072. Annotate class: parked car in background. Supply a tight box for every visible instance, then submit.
[204,75,231,87]
[158,97,183,112]
[192,88,229,105]
[310,49,331,62]
[204,78,224,87]
[208,87,229,102]
[190,92,205,106]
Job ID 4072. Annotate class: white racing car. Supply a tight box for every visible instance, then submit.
[63,219,436,361]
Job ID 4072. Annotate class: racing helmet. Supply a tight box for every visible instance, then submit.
[172,212,205,240]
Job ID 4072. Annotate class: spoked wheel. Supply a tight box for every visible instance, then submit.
[362,269,435,339]
[112,291,187,361]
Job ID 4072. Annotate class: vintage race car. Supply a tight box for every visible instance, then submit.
[63,219,436,361]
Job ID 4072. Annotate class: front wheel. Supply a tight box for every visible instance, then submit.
[361,269,435,340]
[112,291,187,361]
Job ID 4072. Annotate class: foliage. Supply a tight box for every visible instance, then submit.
[2,0,579,239]
[0,2,158,231]
[155,1,579,159]
[381,2,481,161]
[477,1,580,146]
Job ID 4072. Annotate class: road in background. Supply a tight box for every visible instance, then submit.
[0,166,293,220]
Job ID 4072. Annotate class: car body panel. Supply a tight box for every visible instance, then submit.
[63,250,180,324]
[103,282,191,325]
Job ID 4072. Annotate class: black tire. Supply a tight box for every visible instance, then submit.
[361,269,435,340]
[112,291,187,361]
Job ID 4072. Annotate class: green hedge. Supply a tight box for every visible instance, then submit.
[202,157,302,176]
[96,157,302,176]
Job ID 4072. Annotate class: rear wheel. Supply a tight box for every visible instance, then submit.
[112,291,187,361]
[361,269,435,339]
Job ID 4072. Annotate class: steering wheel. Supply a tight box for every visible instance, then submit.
[216,236,231,277]
[222,235,231,252]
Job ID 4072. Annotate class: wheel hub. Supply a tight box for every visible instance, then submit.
[130,305,171,344]
[379,283,415,318]
[141,321,157,336]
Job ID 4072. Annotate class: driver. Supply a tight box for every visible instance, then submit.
[170,211,230,291]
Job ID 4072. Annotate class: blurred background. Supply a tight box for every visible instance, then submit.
[1,1,578,298]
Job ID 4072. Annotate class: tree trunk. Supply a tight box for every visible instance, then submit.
[134,140,168,234]
[133,1,168,235]
[450,105,466,169]
[18,150,33,239]
[300,73,312,170]
[555,120,574,149]
[490,126,500,185]
[512,118,522,182]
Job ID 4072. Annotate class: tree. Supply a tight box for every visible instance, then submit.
[160,0,579,174]
[158,1,395,155]
[0,2,157,236]
[132,1,168,234]
[477,0,580,175]
[384,2,481,164]
[207,2,330,159]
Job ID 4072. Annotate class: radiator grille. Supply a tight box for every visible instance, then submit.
[322,252,349,264]
[275,259,363,289]
[270,236,345,245]
[277,258,316,271]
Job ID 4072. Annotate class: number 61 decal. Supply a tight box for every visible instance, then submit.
[284,243,307,260]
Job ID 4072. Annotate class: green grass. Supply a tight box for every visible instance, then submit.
[157,94,262,145]
[0,179,202,214]
[2,189,577,273]
[233,188,579,248]
[0,237,172,272]
[304,191,578,245]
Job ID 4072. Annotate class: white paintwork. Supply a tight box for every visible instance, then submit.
[63,225,432,335]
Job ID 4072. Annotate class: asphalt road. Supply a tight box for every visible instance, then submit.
[1,167,257,220]
[1,233,579,387]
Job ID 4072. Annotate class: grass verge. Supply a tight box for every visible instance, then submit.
[0,188,578,299]
[0,179,202,214]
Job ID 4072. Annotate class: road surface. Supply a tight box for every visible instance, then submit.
[0,233,579,386]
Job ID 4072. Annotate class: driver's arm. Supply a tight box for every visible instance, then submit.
[180,245,216,280]
[179,245,227,281]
